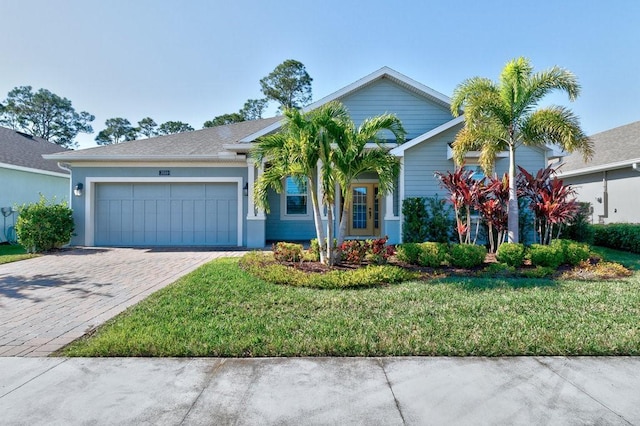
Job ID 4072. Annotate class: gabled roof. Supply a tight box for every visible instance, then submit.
[240,66,452,143]
[558,120,640,177]
[44,117,281,162]
[390,116,465,156]
[0,126,69,175]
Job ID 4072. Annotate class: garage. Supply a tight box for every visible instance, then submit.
[93,181,239,246]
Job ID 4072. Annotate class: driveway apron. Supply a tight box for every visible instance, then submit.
[0,247,245,357]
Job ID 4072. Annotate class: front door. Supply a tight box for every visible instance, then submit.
[348,183,381,237]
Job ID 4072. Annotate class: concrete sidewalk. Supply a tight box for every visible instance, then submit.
[1,356,638,425]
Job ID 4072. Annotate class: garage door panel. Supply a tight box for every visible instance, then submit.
[95,182,238,246]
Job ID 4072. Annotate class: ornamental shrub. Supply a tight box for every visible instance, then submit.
[401,197,429,243]
[424,195,454,243]
[417,242,448,267]
[563,202,595,244]
[448,244,487,268]
[366,237,394,265]
[15,196,74,253]
[551,239,590,266]
[528,244,563,268]
[272,242,304,262]
[396,243,422,264]
[340,240,368,264]
[496,243,527,267]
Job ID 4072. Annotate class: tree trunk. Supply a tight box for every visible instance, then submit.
[308,176,327,264]
[326,201,334,265]
[507,144,519,243]
[337,188,351,248]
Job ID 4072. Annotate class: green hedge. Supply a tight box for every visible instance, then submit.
[593,224,640,254]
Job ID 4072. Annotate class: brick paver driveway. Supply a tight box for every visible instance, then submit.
[0,247,245,357]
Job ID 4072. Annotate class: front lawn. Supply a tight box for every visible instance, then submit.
[0,244,38,264]
[61,250,640,357]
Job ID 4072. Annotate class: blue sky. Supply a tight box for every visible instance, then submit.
[1,0,638,149]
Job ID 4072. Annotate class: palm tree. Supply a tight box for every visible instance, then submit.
[253,103,348,264]
[450,57,593,243]
[331,113,406,247]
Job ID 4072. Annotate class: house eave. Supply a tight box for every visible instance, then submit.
[42,154,247,162]
[0,161,70,178]
[556,158,640,177]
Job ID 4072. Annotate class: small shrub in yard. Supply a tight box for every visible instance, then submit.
[15,196,74,253]
[496,243,526,267]
[448,244,487,268]
[520,266,555,279]
[560,260,632,280]
[528,244,563,268]
[396,243,422,264]
[340,240,368,264]
[417,242,448,267]
[551,239,590,266]
[401,197,429,243]
[366,237,394,265]
[272,242,304,262]
[481,262,516,277]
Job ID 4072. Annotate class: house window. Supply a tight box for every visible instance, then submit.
[463,164,485,181]
[282,176,310,218]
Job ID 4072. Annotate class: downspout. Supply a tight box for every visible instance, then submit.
[57,162,73,202]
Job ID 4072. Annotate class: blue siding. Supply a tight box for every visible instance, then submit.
[341,79,453,140]
[265,189,316,242]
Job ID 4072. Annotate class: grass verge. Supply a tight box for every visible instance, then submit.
[61,254,640,357]
[0,244,38,264]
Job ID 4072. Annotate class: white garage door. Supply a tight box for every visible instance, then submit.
[94,182,238,246]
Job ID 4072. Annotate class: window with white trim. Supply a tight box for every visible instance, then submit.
[282,176,310,219]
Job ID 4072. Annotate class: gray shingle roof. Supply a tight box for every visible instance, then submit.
[45,117,281,161]
[0,126,69,174]
[560,121,640,172]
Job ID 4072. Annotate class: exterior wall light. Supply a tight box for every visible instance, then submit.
[74,183,84,197]
[243,182,249,197]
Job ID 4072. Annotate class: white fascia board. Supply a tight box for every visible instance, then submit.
[556,158,640,178]
[390,116,465,156]
[42,154,246,162]
[240,66,452,143]
[0,161,70,178]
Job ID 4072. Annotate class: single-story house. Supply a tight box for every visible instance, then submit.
[0,127,70,242]
[45,67,554,248]
[556,120,640,224]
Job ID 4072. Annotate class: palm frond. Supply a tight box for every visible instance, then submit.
[521,106,593,161]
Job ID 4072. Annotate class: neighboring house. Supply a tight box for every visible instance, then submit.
[44,67,553,248]
[0,127,70,242]
[556,120,640,224]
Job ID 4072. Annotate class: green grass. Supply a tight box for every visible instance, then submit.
[61,253,640,357]
[0,244,38,264]
[591,246,640,270]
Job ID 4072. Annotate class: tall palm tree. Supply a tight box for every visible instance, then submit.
[331,113,406,247]
[252,103,348,264]
[450,57,593,243]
